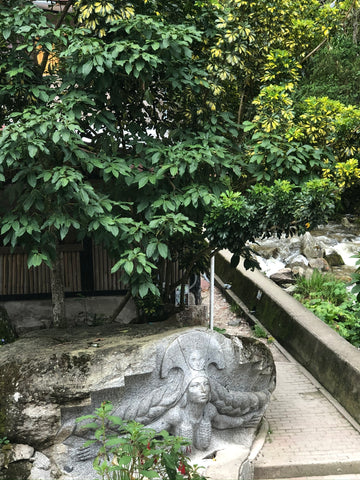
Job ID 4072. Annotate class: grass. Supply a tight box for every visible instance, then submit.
[293,270,360,348]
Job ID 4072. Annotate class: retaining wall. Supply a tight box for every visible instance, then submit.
[215,250,360,424]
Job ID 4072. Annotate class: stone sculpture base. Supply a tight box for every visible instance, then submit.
[0,319,275,480]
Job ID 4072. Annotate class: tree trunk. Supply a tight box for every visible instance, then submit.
[50,252,66,328]
[109,291,131,323]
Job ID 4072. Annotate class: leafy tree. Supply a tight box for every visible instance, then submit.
[0,0,343,327]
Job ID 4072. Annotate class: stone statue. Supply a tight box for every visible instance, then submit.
[61,328,275,478]
[115,332,270,452]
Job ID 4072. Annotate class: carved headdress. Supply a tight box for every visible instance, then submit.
[161,331,225,389]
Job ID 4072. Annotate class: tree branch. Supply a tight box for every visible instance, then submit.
[40,0,74,75]
[300,37,328,64]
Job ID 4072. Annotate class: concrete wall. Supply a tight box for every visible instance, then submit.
[215,250,360,424]
[1,295,137,334]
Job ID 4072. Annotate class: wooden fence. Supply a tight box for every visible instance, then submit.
[0,243,125,297]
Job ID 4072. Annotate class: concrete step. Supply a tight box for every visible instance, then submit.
[254,460,360,480]
[265,476,360,480]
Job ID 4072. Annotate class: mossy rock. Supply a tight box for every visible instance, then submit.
[0,306,16,345]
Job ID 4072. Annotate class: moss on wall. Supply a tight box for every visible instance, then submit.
[0,307,16,345]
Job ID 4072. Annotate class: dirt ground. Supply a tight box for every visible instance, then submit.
[200,278,254,337]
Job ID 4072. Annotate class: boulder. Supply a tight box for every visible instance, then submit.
[270,268,295,285]
[309,257,330,272]
[324,249,345,267]
[285,254,309,269]
[0,323,275,480]
[300,232,324,260]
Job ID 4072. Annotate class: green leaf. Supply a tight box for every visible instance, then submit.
[52,131,60,144]
[82,62,93,76]
[27,252,45,268]
[146,242,157,257]
[138,283,149,298]
[141,470,158,479]
[138,176,149,189]
[28,173,37,188]
[157,243,168,259]
[28,145,37,158]
[3,28,11,40]
[124,261,134,276]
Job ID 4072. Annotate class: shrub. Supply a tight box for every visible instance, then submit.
[294,270,360,348]
[77,401,207,480]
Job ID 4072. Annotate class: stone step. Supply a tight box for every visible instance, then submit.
[265,476,360,480]
[254,463,360,480]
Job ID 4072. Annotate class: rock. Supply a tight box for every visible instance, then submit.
[300,232,324,260]
[250,244,280,260]
[0,459,32,480]
[285,254,309,269]
[270,268,295,285]
[309,258,330,271]
[341,216,354,229]
[0,444,34,480]
[0,444,34,469]
[0,325,275,480]
[31,451,51,470]
[324,249,345,267]
[291,266,305,278]
[10,444,34,462]
[28,452,53,480]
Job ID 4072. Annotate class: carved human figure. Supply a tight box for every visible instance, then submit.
[73,331,274,463]
[146,371,269,451]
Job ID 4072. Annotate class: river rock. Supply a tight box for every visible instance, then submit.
[270,268,295,285]
[324,249,345,267]
[309,257,330,271]
[285,254,309,269]
[300,232,324,259]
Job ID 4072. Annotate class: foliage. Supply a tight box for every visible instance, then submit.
[76,401,206,480]
[205,179,337,269]
[350,252,360,302]
[297,34,360,106]
[253,325,268,339]
[0,0,349,327]
[0,436,9,446]
[294,270,360,348]
[134,292,163,322]
[241,86,327,185]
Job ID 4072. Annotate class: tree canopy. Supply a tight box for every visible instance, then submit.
[0,0,356,326]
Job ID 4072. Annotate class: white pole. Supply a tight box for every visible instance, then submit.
[209,254,215,330]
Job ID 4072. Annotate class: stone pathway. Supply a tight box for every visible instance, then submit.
[202,280,360,480]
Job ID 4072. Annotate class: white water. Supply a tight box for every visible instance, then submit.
[249,221,360,277]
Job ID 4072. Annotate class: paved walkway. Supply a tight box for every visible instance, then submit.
[205,282,360,480]
[254,342,360,479]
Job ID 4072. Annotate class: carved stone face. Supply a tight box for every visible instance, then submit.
[187,376,210,404]
[188,350,206,371]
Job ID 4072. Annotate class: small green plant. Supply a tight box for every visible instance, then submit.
[77,401,207,480]
[294,269,348,305]
[253,325,268,339]
[135,293,163,322]
[0,436,9,446]
[294,270,360,348]
[230,303,241,315]
[213,326,226,334]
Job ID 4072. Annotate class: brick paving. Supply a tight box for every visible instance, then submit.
[204,282,360,479]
